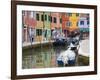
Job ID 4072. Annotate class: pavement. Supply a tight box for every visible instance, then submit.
[22,40,54,47]
[78,39,90,57]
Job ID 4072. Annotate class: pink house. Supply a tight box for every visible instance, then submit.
[51,13,62,30]
[22,11,37,43]
[23,11,37,28]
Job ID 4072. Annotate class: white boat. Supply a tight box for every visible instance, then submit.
[57,42,77,66]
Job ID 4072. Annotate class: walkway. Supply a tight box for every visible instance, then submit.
[23,40,54,47]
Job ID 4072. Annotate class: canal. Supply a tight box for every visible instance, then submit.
[22,43,89,69]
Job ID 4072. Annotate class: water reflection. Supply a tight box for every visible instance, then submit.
[22,44,89,69]
[22,44,67,69]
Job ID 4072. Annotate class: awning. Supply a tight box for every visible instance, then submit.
[79,28,89,32]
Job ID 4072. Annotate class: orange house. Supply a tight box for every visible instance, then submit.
[62,13,69,37]
[62,13,69,30]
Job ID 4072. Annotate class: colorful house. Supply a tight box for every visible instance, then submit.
[43,12,51,41]
[78,14,89,32]
[62,13,69,37]
[68,13,79,31]
[51,12,62,30]
[22,11,37,43]
[35,12,44,42]
[22,12,90,45]
[50,12,62,39]
[22,11,29,43]
[59,13,62,33]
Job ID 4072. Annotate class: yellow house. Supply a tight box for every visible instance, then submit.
[68,13,79,31]
[36,12,44,29]
[35,12,44,42]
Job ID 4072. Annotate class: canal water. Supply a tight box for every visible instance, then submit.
[22,44,89,69]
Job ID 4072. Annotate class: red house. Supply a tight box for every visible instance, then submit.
[62,13,69,37]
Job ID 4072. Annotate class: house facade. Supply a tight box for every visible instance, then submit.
[22,11,90,45]
[78,14,89,32]
[50,13,62,39]
[68,13,79,31]
[62,13,69,37]
[35,12,44,42]
[51,13,62,29]
[23,11,37,43]
[43,12,51,41]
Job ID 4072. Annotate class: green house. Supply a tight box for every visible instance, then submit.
[43,12,51,41]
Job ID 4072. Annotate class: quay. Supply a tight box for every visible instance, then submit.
[22,40,54,49]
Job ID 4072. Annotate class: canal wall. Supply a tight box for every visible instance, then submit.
[22,41,54,49]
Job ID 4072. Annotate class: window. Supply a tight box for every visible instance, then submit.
[54,17,57,23]
[36,29,42,36]
[50,16,52,22]
[77,22,79,26]
[67,21,71,26]
[80,21,84,25]
[87,17,89,20]
[48,16,51,21]
[76,13,79,17]
[67,13,72,16]
[45,15,47,21]
[60,18,62,23]
[36,13,39,21]
[87,21,89,25]
[41,14,44,21]
[87,14,89,18]
[44,30,47,37]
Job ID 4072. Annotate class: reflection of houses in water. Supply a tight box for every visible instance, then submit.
[34,52,52,68]
[22,55,34,69]
[22,43,89,69]
[34,51,57,68]
[50,52,57,67]
[43,52,51,67]
[34,54,45,68]
[22,48,59,68]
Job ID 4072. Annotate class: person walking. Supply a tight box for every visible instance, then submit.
[28,27,35,43]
